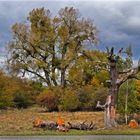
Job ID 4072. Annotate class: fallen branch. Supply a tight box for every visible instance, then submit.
[67,121,97,130]
[33,121,57,130]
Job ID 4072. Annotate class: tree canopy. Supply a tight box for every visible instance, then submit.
[8,7,97,87]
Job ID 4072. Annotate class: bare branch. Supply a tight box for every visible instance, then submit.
[25,68,51,86]
[96,101,106,109]
[117,60,140,86]
[119,68,133,74]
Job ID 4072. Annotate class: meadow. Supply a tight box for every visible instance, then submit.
[0,106,140,136]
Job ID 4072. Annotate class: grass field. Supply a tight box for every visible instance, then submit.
[0,106,140,135]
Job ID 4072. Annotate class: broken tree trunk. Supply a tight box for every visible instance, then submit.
[97,47,140,128]
[99,48,119,128]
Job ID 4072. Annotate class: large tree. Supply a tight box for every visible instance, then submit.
[8,7,97,87]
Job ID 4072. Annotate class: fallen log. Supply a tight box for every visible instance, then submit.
[40,122,57,130]
[67,121,97,130]
[33,120,57,130]
[40,122,69,131]
[33,118,97,131]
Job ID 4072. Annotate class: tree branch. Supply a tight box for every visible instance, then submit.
[117,59,140,86]
[25,68,51,86]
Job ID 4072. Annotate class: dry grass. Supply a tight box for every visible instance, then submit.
[0,107,140,135]
[0,106,104,134]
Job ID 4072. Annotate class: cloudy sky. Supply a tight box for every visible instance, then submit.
[0,0,140,65]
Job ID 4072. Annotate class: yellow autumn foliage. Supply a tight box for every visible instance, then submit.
[91,77,100,88]
[136,80,140,92]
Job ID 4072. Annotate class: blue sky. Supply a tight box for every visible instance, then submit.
[0,0,140,65]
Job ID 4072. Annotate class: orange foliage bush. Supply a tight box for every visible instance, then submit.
[33,118,43,127]
[128,119,139,128]
[57,117,65,126]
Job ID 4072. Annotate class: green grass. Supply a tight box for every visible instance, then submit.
[0,129,140,136]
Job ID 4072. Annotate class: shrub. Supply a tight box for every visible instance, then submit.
[0,91,14,109]
[78,85,95,111]
[118,80,140,115]
[59,88,80,111]
[37,89,59,111]
[13,92,34,109]
[0,99,14,109]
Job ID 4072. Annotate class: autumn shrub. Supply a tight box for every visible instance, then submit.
[0,69,44,109]
[59,88,80,111]
[37,88,59,111]
[0,71,15,109]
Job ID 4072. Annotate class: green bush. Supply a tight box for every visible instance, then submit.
[117,114,140,125]
[59,88,80,111]
[78,85,95,111]
[13,93,34,109]
[0,91,14,109]
[118,81,140,115]
[0,100,14,109]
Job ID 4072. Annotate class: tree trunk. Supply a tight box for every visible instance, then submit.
[125,80,128,124]
[104,90,118,128]
[61,48,66,87]
[61,68,66,87]
[105,50,118,128]
[51,45,58,86]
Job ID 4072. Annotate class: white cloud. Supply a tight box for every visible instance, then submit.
[121,16,140,35]
[128,17,140,27]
